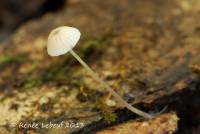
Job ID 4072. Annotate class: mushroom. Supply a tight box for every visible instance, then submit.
[47,26,153,119]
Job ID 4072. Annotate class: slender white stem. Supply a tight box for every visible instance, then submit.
[70,50,153,119]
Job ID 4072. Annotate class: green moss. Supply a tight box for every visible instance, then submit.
[70,76,84,87]
[45,58,73,81]
[103,112,117,124]
[22,77,42,89]
[95,100,117,124]
[0,56,41,90]
[0,55,27,65]
[19,61,41,90]
[44,38,106,81]
[77,85,101,102]
[30,61,39,72]
[45,62,65,80]
[20,58,71,90]
[21,38,106,89]
[44,39,103,82]
[79,39,103,58]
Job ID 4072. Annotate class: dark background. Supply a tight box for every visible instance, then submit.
[0,0,65,42]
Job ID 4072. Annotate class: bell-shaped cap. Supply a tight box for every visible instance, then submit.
[47,26,81,56]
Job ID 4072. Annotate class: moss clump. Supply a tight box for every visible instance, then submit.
[44,39,105,82]
[77,85,102,102]
[22,77,42,90]
[0,55,27,65]
[103,111,117,124]
[79,39,104,58]
[29,61,39,72]
[21,38,105,89]
[95,100,117,124]
[45,61,67,81]
[20,61,41,90]
[44,58,80,83]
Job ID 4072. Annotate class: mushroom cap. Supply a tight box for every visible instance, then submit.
[47,26,81,56]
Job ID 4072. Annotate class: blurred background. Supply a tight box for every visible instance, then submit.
[0,0,65,42]
[0,0,200,134]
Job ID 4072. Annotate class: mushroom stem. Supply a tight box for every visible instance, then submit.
[69,49,153,119]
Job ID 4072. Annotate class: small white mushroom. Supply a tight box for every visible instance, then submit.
[46,26,153,119]
[47,26,80,56]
